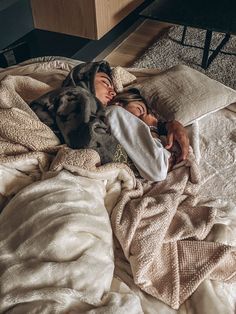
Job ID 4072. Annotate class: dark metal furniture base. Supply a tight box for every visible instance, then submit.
[181,26,232,69]
[140,0,236,69]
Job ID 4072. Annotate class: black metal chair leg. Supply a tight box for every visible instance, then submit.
[207,33,230,67]
[201,30,212,69]
[181,25,187,44]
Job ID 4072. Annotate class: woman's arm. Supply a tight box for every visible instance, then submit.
[106,106,170,181]
[165,120,189,162]
[141,114,189,163]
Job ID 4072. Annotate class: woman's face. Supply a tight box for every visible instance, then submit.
[94,72,116,106]
[124,101,158,126]
[124,101,147,117]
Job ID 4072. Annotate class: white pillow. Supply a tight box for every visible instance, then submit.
[131,65,236,126]
[111,66,137,92]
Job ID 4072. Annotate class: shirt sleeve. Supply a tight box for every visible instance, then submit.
[106,106,170,181]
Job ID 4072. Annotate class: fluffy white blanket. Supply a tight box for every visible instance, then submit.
[0,156,142,313]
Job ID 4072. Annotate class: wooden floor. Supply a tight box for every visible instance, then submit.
[105,19,172,67]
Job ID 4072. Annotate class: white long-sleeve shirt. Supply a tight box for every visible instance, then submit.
[106,106,170,181]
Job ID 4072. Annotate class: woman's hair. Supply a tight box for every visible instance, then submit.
[109,88,152,113]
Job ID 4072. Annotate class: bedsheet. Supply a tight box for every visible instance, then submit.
[0,57,235,314]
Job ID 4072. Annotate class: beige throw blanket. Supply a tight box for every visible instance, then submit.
[0,75,62,207]
[111,152,236,309]
[0,74,61,154]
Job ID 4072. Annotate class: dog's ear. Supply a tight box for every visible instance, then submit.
[66,123,91,149]
[55,89,99,148]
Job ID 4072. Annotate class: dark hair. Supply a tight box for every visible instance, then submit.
[97,62,112,79]
[109,88,153,113]
[62,60,112,89]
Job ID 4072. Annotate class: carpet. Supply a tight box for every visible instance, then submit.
[133,25,236,90]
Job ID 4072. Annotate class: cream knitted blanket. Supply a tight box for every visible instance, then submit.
[111,151,236,309]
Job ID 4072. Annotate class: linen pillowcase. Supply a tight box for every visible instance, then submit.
[111,66,137,92]
[130,64,236,126]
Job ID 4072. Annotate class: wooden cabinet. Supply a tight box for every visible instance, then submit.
[30,0,144,40]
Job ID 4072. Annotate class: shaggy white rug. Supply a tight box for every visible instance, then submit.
[133,25,236,89]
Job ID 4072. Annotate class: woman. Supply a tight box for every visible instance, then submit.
[106,88,179,180]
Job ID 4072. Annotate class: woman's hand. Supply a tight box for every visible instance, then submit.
[165,120,189,162]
